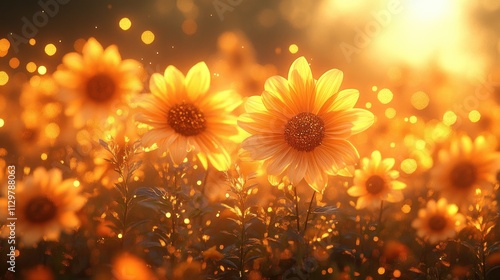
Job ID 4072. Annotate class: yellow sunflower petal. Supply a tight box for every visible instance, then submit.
[141,129,175,148]
[243,96,266,113]
[33,167,50,190]
[287,57,315,112]
[313,145,341,173]
[344,109,375,134]
[347,186,367,197]
[150,73,167,97]
[44,223,62,241]
[264,76,298,114]
[390,179,407,191]
[320,88,359,114]
[206,151,231,171]
[120,59,144,74]
[169,137,188,164]
[242,135,285,160]
[287,154,308,185]
[385,190,403,202]
[265,146,294,175]
[336,165,355,177]
[47,168,63,190]
[82,37,104,63]
[185,62,210,101]
[314,68,343,114]
[261,91,294,119]
[201,89,241,112]
[164,65,186,95]
[53,71,80,89]
[22,230,44,246]
[197,152,208,170]
[103,45,121,66]
[381,158,396,171]
[59,212,81,229]
[356,196,369,209]
[62,53,85,72]
[304,159,328,192]
[322,139,359,168]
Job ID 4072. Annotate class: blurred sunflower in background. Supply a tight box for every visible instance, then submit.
[111,253,158,280]
[0,167,87,246]
[431,134,500,206]
[134,62,242,171]
[53,37,144,128]
[347,150,406,209]
[238,56,374,192]
[411,198,465,244]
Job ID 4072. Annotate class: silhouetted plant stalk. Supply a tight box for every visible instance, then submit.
[293,185,301,233]
[303,191,316,235]
[223,165,261,279]
[467,190,498,280]
[378,200,384,232]
[100,138,142,250]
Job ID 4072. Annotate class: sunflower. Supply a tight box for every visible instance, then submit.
[347,150,406,209]
[134,62,241,171]
[411,198,465,244]
[0,114,55,163]
[238,56,374,192]
[53,37,143,127]
[431,134,500,205]
[0,167,87,246]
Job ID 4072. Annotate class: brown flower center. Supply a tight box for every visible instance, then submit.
[450,162,477,189]
[284,112,325,152]
[86,74,116,102]
[428,214,447,232]
[365,175,385,195]
[25,196,57,224]
[168,102,207,136]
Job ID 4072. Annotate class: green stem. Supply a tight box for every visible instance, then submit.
[303,192,316,235]
[121,189,129,249]
[293,185,300,233]
[200,164,210,196]
[481,237,486,280]
[171,172,178,246]
[239,194,246,279]
[378,200,384,233]
[359,217,365,256]
[120,165,130,250]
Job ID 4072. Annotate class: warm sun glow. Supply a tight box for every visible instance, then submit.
[371,0,481,74]
[406,0,453,21]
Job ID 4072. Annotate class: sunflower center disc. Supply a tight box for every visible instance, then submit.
[450,162,477,189]
[86,74,117,102]
[168,102,207,136]
[284,112,325,152]
[25,196,57,223]
[365,175,385,195]
[428,214,447,232]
